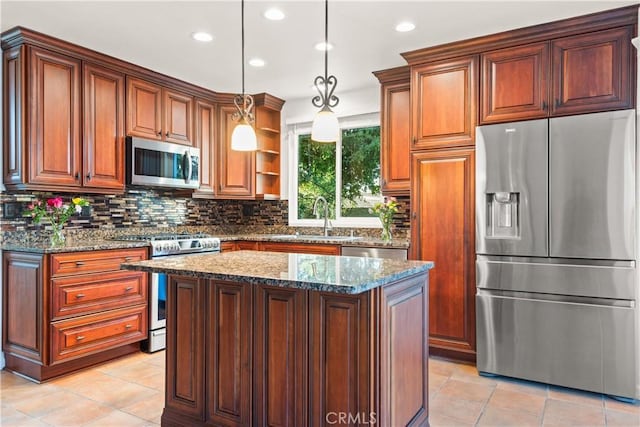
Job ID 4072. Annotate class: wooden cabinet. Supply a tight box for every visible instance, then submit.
[2,248,148,381]
[220,241,237,252]
[162,271,430,426]
[2,44,125,193]
[254,286,307,426]
[374,66,411,195]
[254,93,285,199]
[126,77,194,145]
[411,56,478,150]
[260,241,341,255]
[481,26,634,123]
[83,62,125,190]
[193,98,217,197]
[411,149,476,361]
[217,104,255,198]
[481,42,550,123]
[551,26,634,116]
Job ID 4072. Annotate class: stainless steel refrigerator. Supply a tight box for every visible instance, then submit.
[475,109,639,401]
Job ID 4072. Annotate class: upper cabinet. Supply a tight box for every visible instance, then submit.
[411,56,478,150]
[254,93,285,200]
[481,42,550,123]
[551,27,634,116]
[216,104,255,199]
[374,66,411,195]
[3,43,124,192]
[481,26,634,123]
[126,77,194,145]
[192,97,217,198]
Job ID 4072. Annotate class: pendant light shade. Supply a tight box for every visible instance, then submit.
[311,0,340,142]
[231,0,257,151]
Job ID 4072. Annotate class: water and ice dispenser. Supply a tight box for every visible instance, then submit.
[486,192,519,239]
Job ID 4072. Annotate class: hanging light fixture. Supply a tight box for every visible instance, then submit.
[231,0,257,151]
[311,0,340,142]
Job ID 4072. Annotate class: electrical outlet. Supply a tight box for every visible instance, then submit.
[3,202,26,219]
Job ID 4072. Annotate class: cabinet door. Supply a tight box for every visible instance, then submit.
[28,46,82,187]
[126,77,162,140]
[481,43,550,123]
[3,252,46,364]
[193,98,216,196]
[83,63,125,190]
[217,105,255,198]
[310,292,371,425]
[207,281,252,427]
[552,26,634,116]
[164,88,194,145]
[411,149,476,360]
[254,286,307,427]
[381,81,410,194]
[165,275,206,421]
[412,56,477,150]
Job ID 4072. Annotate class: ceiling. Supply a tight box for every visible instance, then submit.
[1,0,636,103]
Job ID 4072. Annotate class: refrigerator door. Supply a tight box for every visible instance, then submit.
[476,119,548,256]
[476,290,638,400]
[549,109,636,260]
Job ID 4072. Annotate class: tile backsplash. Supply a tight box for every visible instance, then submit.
[0,190,410,238]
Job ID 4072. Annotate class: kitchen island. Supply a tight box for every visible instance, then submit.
[122,250,433,427]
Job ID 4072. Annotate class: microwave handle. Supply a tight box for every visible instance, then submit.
[183,150,192,184]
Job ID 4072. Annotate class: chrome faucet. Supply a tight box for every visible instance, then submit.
[312,196,332,236]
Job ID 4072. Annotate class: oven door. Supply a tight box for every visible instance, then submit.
[150,272,167,331]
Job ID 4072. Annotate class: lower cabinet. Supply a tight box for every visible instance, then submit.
[163,273,430,426]
[2,248,148,381]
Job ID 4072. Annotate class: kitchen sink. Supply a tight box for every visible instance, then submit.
[261,234,363,242]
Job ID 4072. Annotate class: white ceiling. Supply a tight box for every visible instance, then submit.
[1,0,636,103]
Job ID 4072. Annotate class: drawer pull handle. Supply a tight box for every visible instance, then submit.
[125,324,133,330]
[124,286,134,292]
[75,261,85,266]
[75,293,85,299]
[76,335,85,341]
[124,257,134,262]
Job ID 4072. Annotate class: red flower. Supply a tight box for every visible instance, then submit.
[47,197,63,209]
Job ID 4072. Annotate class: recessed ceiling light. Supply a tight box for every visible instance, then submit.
[191,31,213,42]
[395,22,416,32]
[264,8,285,20]
[249,58,266,67]
[314,41,334,51]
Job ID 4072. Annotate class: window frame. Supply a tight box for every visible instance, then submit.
[288,113,382,228]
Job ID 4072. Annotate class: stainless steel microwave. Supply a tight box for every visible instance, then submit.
[126,137,200,189]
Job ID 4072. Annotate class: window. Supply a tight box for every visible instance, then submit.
[288,114,382,227]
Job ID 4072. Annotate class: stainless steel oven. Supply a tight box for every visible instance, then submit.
[113,233,220,352]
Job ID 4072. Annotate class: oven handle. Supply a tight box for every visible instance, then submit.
[183,150,192,184]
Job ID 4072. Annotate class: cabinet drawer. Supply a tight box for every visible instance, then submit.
[51,305,147,363]
[51,270,147,319]
[51,248,147,276]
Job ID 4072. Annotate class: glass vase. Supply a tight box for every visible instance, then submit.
[381,223,392,242]
[50,224,65,247]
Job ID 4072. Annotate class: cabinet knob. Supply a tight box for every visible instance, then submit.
[74,172,79,180]
[75,293,85,299]
[555,98,560,108]
[165,132,169,137]
[412,212,417,220]
[124,324,133,330]
[542,101,547,110]
[412,137,417,145]
[75,261,85,266]
[157,131,162,136]
[76,335,85,341]
[86,173,91,181]
[124,286,134,292]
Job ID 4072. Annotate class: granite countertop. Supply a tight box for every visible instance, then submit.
[121,250,433,294]
[0,239,150,254]
[219,234,410,249]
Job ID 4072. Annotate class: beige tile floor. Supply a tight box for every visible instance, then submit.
[1,352,639,426]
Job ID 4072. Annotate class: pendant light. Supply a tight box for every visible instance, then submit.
[231,0,257,151]
[311,0,340,143]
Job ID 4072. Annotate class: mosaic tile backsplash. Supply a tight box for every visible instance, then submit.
[0,190,410,239]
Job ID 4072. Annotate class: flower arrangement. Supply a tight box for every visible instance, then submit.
[370,196,399,242]
[25,196,89,245]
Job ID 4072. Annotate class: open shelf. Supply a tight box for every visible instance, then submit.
[258,127,280,135]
